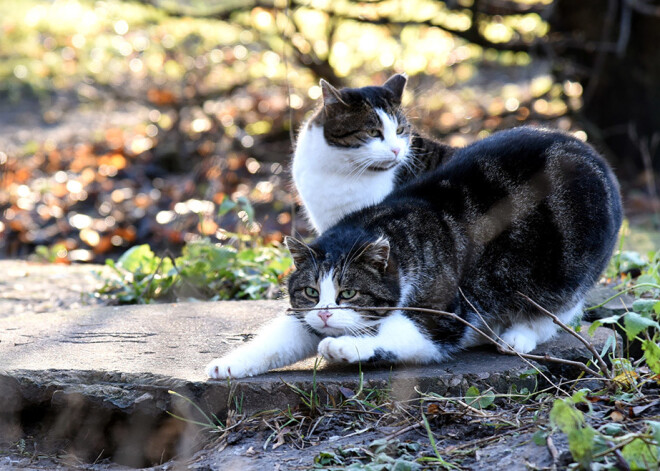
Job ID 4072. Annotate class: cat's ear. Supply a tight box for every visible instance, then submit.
[320,79,347,107]
[357,237,390,273]
[383,73,407,104]
[285,236,316,268]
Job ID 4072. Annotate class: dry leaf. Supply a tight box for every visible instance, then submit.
[610,410,625,422]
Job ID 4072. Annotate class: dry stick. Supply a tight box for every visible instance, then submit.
[517,292,613,380]
[288,305,592,390]
[385,420,423,440]
[462,289,601,378]
[441,423,535,453]
[546,435,559,464]
[459,288,572,394]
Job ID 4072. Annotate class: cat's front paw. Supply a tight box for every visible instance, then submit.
[318,337,374,363]
[205,356,259,379]
[500,326,537,354]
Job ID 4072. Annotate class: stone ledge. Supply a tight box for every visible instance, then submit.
[0,299,617,467]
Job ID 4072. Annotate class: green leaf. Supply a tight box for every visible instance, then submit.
[622,438,658,470]
[465,386,495,410]
[550,398,598,466]
[550,398,584,432]
[600,423,625,437]
[632,299,659,314]
[566,426,596,467]
[116,244,158,273]
[647,421,660,446]
[618,251,647,272]
[600,333,617,358]
[314,451,342,466]
[236,196,255,224]
[520,368,540,378]
[588,314,621,336]
[642,339,660,374]
[635,275,659,295]
[623,312,660,340]
[570,389,590,405]
[532,430,547,446]
[217,198,236,217]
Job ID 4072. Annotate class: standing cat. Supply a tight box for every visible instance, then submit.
[207,127,622,379]
[292,74,454,234]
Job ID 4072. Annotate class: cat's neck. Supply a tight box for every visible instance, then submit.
[293,123,399,233]
[395,132,455,183]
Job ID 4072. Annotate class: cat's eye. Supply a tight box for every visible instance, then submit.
[396,126,406,135]
[367,129,382,139]
[304,287,319,298]
[339,289,357,300]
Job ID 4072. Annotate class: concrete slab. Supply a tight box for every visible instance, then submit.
[1,299,612,384]
[0,300,617,468]
[0,299,616,408]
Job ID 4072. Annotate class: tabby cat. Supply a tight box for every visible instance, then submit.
[206,127,622,379]
[292,74,454,234]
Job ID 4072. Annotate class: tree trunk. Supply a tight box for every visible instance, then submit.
[549,0,660,182]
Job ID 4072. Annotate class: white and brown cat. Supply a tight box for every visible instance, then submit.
[292,74,454,234]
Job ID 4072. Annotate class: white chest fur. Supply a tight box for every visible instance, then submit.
[292,124,398,233]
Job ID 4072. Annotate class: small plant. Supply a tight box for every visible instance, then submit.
[33,243,69,263]
[166,390,226,432]
[95,197,292,303]
[546,243,660,470]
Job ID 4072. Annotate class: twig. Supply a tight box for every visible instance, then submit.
[497,349,600,377]
[608,439,632,471]
[459,289,569,395]
[384,420,423,439]
[517,293,613,380]
[627,0,660,18]
[583,0,618,104]
[289,305,500,347]
[441,424,535,454]
[289,304,591,393]
[585,282,660,311]
[546,435,559,464]
[593,437,639,460]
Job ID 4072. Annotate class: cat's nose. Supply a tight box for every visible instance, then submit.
[318,310,332,324]
[391,147,400,156]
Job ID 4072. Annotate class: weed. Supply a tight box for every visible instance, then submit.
[418,413,460,469]
[166,390,225,432]
[94,197,292,303]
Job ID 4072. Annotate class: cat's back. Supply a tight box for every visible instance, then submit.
[401,127,620,216]
[437,127,612,182]
[404,126,621,309]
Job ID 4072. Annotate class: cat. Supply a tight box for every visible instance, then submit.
[292,74,454,234]
[206,127,622,379]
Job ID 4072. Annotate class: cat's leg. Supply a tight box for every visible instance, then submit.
[500,300,584,354]
[206,315,320,379]
[318,311,442,364]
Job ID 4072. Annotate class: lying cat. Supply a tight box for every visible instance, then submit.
[206,127,622,379]
[292,74,454,234]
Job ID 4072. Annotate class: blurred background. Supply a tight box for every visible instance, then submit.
[1,0,659,266]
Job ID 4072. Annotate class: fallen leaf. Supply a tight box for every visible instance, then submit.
[610,410,625,422]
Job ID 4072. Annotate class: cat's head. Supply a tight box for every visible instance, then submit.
[285,234,400,337]
[313,74,412,172]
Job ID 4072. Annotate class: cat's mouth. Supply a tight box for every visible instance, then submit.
[367,160,398,172]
